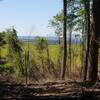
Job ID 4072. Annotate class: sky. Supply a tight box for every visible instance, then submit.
[0,0,62,36]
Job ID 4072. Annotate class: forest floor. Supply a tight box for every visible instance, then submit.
[1,75,100,100]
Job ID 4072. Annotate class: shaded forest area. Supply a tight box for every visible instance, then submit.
[0,0,100,99]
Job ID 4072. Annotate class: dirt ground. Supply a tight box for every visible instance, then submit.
[0,75,100,100]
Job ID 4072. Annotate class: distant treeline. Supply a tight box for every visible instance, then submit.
[18,36,81,44]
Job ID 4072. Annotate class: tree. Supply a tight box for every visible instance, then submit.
[49,0,81,79]
[6,28,23,76]
[81,0,91,81]
[35,37,49,72]
[49,11,63,44]
[87,0,100,82]
[6,28,22,54]
[49,11,63,77]
[0,32,6,46]
[0,32,6,59]
[49,0,100,81]
[61,0,67,80]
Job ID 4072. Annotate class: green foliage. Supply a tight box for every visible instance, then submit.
[0,32,6,46]
[0,28,24,80]
[1,38,89,82]
[35,37,48,53]
[80,0,89,3]
[49,0,88,36]
[49,11,63,37]
[5,28,22,54]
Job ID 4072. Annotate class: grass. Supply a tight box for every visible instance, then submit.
[1,42,100,82]
[21,42,60,63]
[0,42,83,69]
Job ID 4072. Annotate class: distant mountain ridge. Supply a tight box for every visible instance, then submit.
[18,36,59,44]
[18,36,81,44]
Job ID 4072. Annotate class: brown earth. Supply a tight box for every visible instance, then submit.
[0,75,100,100]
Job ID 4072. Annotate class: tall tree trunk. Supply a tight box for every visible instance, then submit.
[46,45,51,71]
[88,0,100,82]
[61,0,67,80]
[57,37,61,73]
[69,26,72,75]
[81,23,85,80]
[84,0,90,81]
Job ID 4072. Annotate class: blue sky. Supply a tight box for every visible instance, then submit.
[0,0,62,36]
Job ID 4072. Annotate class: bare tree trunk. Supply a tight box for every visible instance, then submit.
[84,0,90,81]
[46,45,51,71]
[81,23,85,80]
[68,24,72,77]
[88,0,100,82]
[61,0,67,80]
[69,27,72,75]
[57,37,62,73]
